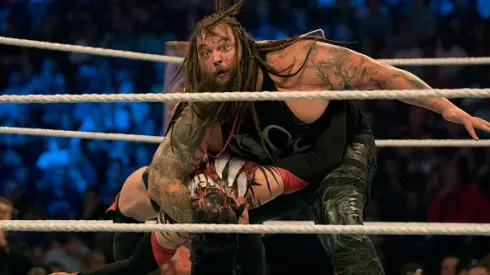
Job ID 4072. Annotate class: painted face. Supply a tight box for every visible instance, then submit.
[189,172,225,196]
[187,155,249,228]
[197,24,239,92]
[187,153,248,199]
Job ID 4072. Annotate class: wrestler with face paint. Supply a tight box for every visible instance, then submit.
[60,151,309,275]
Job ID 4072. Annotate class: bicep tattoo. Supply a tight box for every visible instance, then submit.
[309,44,395,90]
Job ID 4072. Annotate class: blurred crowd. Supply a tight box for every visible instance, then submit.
[0,0,490,274]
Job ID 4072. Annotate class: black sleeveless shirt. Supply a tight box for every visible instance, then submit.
[220,61,368,165]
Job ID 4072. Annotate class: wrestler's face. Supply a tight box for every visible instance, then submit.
[197,24,239,92]
[189,171,226,196]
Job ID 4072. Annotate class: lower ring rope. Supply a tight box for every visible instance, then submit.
[0,89,490,103]
[1,221,490,235]
[0,126,488,147]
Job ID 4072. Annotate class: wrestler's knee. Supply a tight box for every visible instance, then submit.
[313,179,366,226]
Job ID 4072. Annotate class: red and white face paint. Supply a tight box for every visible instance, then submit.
[185,152,250,199]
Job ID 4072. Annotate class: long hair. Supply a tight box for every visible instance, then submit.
[175,0,329,154]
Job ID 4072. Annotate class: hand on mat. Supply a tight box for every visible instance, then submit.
[441,105,490,140]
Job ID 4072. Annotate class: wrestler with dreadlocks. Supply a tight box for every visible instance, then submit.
[53,1,490,274]
[144,1,490,274]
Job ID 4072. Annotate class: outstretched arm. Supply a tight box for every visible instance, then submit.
[147,106,211,223]
[307,42,490,139]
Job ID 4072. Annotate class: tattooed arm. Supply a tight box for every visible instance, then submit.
[147,107,211,223]
[305,42,490,138]
[306,42,453,112]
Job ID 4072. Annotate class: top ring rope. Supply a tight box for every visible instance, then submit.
[1,89,489,103]
[2,220,490,235]
[1,36,490,66]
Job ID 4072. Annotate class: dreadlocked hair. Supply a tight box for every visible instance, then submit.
[181,0,328,156]
[190,186,242,253]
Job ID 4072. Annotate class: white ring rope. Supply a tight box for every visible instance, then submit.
[0,127,164,143]
[0,36,184,64]
[1,36,490,66]
[376,57,490,66]
[1,220,490,235]
[1,126,488,147]
[1,89,490,103]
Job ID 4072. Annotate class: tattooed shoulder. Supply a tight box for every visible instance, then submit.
[267,47,288,64]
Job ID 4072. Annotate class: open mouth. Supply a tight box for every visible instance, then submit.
[216,69,228,78]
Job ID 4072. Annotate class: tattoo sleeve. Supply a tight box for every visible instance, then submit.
[309,43,453,113]
[147,107,209,223]
[386,70,452,113]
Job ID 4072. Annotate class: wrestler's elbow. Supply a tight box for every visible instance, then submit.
[364,56,433,90]
[146,168,188,207]
[156,183,192,223]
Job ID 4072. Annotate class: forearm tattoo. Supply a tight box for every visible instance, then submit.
[148,108,208,223]
[392,70,431,89]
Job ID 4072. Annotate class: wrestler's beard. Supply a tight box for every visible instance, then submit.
[199,68,237,93]
[194,67,239,122]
